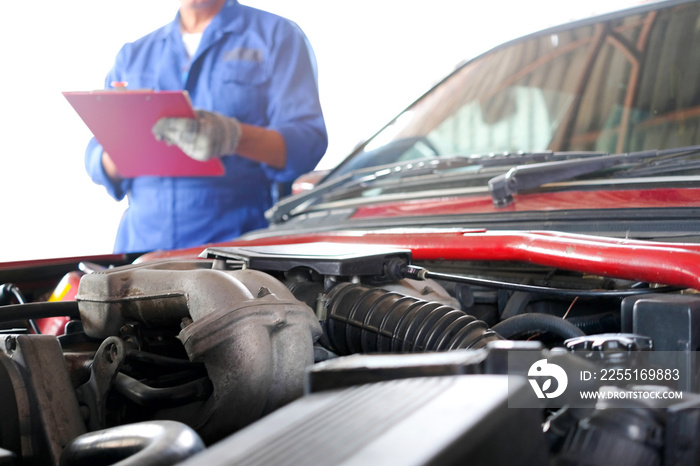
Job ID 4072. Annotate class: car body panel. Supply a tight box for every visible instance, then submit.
[349,187,700,218]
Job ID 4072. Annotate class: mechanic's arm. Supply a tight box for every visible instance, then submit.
[236,123,286,169]
[102,152,122,180]
[85,137,131,200]
[152,110,286,169]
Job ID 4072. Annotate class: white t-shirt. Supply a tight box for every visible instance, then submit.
[182,32,203,58]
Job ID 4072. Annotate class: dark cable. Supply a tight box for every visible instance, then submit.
[0,301,80,323]
[0,284,42,334]
[403,265,681,299]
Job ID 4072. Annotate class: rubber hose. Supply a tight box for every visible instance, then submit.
[113,373,213,409]
[0,283,41,333]
[59,420,204,466]
[567,312,621,334]
[125,349,204,369]
[492,313,586,340]
[500,290,533,320]
[324,282,501,354]
[0,283,25,305]
[0,301,79,322]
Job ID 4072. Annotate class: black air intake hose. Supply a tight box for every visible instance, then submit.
[324,283,501,354]
[492,313,585,340]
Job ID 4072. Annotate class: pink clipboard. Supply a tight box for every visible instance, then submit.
[63,90,225,177]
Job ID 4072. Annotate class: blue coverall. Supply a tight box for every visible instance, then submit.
[85,0,328,253]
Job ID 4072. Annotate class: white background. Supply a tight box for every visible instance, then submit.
[0,0,637,262]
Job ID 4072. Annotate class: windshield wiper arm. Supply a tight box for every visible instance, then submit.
[268,151,607,223]
[266,156,476,224]
[488,145,700,207]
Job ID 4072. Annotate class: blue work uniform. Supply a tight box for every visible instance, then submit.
[85,0,327,253]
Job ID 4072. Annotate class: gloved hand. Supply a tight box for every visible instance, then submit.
[152,110,242,162]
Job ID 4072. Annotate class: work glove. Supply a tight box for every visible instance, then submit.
[152,110,242,162]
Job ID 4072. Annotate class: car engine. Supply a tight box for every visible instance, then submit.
[1,241,699,465]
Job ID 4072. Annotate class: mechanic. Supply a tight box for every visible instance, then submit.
[85,0,327,253]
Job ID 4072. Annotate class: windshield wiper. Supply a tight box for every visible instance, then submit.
[267,151,604,224]
[266,156,485,224]
[268,146,700,223]
[615,153,700,178]
[488,145,700,207]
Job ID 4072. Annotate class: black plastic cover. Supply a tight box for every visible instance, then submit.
[201,243,411,276]
[621,293,700,391]
[179,375,549,466]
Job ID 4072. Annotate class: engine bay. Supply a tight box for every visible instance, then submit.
[1,242,700,465]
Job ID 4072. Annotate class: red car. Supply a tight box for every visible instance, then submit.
[2,1,700,464]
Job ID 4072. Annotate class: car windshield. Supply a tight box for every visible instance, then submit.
[330,1,700,179]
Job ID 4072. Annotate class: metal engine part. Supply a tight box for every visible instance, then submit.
[75,260,322,442]
[0,335,86,465]
[59,421,205,466]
